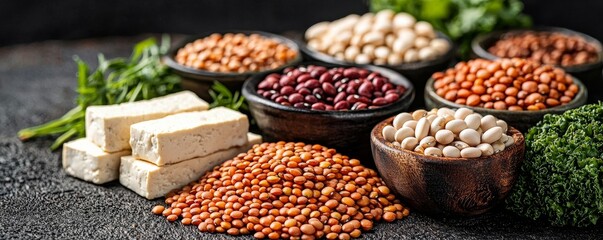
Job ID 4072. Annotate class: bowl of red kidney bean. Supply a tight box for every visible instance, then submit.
[242,63,414,158]
[472,27,603,102]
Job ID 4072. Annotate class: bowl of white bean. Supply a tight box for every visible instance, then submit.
[301,10,456,107]
[370,107,525,216]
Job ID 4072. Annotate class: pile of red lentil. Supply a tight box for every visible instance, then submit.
[152,142,408,239]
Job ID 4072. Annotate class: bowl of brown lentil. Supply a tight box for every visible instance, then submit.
[242,63,415,160]
[424,58,588,131]
[472,27,603,102]
[164,31,302,100]
[370,116,526,216]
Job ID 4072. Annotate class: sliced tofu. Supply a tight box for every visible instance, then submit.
[86,91,208,152]
[62,138,131,184]
[120,133,262,199]
[129,107,249,166]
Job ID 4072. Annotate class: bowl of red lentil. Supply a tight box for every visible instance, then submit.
[471,27,603,102]
[370,116,525,215]
[164,31,302,100]
[424,58,588,131]
[242,63,415,160]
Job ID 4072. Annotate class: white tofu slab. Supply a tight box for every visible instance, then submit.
[129,107,249,166]
[62,138,131,184]
[120,133,262,199]
[86,91,208,152]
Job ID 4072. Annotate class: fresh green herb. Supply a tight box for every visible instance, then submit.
[506,103,603,227]
[209,81,248,112]
[370,0,532,58]
[18,36,181,150]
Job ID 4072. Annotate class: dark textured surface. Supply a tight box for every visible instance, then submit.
[0,36,602,239]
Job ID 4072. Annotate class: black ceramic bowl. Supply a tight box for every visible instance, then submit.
[242,63,415,161]
[164,31,302,100]
[472,27,603,103]
[424,76,588,131]
[300,32,455,108]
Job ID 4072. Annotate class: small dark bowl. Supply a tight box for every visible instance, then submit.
[371,117,525,216]
[164,31,302,100]
[300,32,455,108]
[472,27,603,102]
[242,63,415,161]
[424,77,588,132]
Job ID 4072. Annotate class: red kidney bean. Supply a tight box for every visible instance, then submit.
[304,79,320,89]
[319,73,333,83]
[334,101,350,110]
[289,93,303,104]
[257,65,406,111]
[358,82,374,97]
[280,86,294,95]
[311,102,326,110]
[322,83,337,96]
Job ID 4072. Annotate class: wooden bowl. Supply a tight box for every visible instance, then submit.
[370,116,526,216]
[163,31,302,101]
[299,32,455,108]
[471,27,603,103]
[242,63,415,160]
[424,77,588,131]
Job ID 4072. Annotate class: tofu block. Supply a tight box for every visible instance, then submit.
[120,133,262,199]
[62,138,131,184]
[86,91,208,152]
[130,107,249,166]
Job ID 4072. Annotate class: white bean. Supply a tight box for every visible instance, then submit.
[477,143,494,156]
[392,38,413,54]
[415,118,430,140]
[424,147,442,157]
[362,44,376,58]
[382,125,396,142]
[353,21,372,36]
[362,32,384,46]
[414,145,425,153]
[451,141,469,150]
[374,46,391,59]
[355,54,371,64]
[461,147,482,158]
[459,129,480,146]
[414,21,435,37]
[492,141,505,153]
[482,126,503,144]
[394,127,415,143]
[454,108,474,120]
[374,58,387,65]
[480,115,497,131]
[435,129,454,145]
[414,37,430,49]
[403,49,419,62]
[327,43,346,55]
[305,21,330,40]
[375,9,395,21]
[392,12,416,29]
[393,113,413,129]
[419,136,436,148]
[374,21,393,33]
[350,34,363,46]
[392,141,401,148]
[344,46,360,61]
[430,38,450,54]
[412,109,427,120]
[334,52,345,61]
[402,137,418,150]
[443,146,461,158]
[437,107,455,117]
[426,114,438,123]
[445,119,468,134]
[335,31,353,44]
[418,47,437,61]
[465,113,482,130]
[502,134,515,147]
[430,116,446,135]
[496,120,508,133]
[403,120,418,129]
[387,54,403,65]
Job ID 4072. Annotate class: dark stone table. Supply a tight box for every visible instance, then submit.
[0,36,601,239]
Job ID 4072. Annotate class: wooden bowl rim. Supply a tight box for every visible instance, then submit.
[241,62,416,117]
[371,115,525,164]
[424,75,588,116]
[163,30,303,80]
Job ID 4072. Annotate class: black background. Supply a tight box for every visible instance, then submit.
[1,0,602,46]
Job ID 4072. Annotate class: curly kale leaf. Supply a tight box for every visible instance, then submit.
[506,103,603,227]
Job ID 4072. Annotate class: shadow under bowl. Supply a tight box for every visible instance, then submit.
[300,32,456,108]
[371,116,526,216]
[424,77,588,132]
[164,31,303,101]
[472,26,603,103]
[242,63,415,161]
